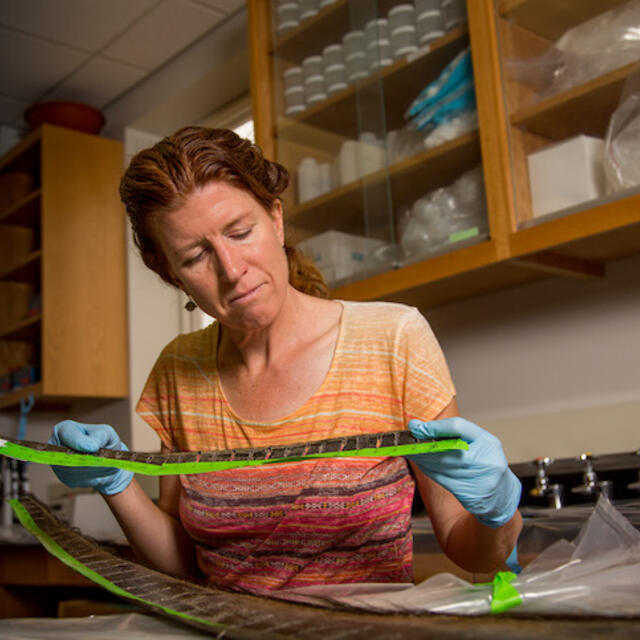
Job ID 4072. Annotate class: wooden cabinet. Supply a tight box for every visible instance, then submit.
[0,124,128,410]
[248,0,640,308]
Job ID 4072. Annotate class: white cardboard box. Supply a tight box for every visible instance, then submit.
[527,135,606,218]
[298,230,388,282]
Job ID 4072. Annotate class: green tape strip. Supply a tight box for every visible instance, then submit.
[0,438,468,476]
[9,499,223,631]
[489,571,522,614]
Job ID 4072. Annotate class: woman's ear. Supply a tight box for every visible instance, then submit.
[271,199,285,246]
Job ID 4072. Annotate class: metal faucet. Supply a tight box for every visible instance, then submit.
[571,453,612,499]
[529,457,563,509]
[626,448,640,491]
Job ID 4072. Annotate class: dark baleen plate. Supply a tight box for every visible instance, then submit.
[18,495,437,639]
[3,429,427,470]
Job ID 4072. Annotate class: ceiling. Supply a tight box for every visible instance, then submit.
[0,0,246,133]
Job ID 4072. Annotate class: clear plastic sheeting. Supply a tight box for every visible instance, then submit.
[276,497,640,617]
[604,71,640,193]
[0,612,212,640]
[506,0,640,102]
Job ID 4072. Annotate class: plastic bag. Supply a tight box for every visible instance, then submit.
[604,71,640,193]
[405,48,476,133]
[505,0,640,101]
[275,497,640,617]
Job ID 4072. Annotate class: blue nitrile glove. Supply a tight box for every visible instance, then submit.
[408,417,521,528]
[48,420,134,496]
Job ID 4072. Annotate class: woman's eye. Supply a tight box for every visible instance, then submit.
[231,228,252,240]
[184,251,205,266]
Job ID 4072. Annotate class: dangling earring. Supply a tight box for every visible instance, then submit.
[185,298,197,312]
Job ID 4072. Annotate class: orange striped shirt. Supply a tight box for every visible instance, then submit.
[137,301,455,592]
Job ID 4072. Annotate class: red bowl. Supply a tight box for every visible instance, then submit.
[24,101,106,135]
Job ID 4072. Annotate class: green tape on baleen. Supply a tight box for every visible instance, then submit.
[0,437,468,476]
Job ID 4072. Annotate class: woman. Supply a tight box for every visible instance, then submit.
[50,127,521,593]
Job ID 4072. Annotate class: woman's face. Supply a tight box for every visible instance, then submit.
[154,180,289,331]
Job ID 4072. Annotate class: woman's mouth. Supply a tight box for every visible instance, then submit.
[229,284,263,304]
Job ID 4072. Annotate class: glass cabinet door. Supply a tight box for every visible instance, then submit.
[495,0,640,229]
[270,0,490,288]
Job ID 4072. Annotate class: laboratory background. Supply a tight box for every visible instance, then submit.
[0,0,639,634]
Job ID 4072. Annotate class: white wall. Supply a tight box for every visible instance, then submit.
[424,253,640,463]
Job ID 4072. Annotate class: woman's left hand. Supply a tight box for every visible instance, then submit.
[407,417,521,528]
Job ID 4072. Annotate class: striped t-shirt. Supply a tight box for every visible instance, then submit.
[137,300,455,593]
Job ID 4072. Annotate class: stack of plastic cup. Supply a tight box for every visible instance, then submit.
[299,0,319,21]
[364,18,392,72]
[302,55,326,105]
[388,4,418,59]
[415,0,445,45]
[441,0,467,30]
[297,157,321,202]
[343,30,368,82]
[276,1,299,34]
[283,66,305,115]
[322,43,347,95]
[338,140,358,185]
[357,132,386,176]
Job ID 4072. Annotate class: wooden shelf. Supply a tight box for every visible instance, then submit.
[509,191,640,260]
[274,0,401,62]
[0,128,40,176]
[498,0,630,41]
[0,315,40,342]
[0,382,42,410]
[510,61,640,141]
[280,26,469,139]
[0,190,41,227]
[0,250,41,284]
[287,130,481,234]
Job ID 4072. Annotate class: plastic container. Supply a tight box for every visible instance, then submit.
[338,140,359,185]
[391,25,418,58]
[304,77,327,105]
[527,135,606,218]
[324,64,347,93]
[342,30,365,57]
[284,86,305,114]
[322,43,343,68]
[297,157,321,202]
[388,4,416,31]
[364,18,389,44]
[299,0,319,20]
[367,40,392,70]
[302,55,323,80]
[283,66,303,89]
[415,0,440,13]
[297,230,388,282]
[276,2,299,33]
[345,52,368,82]
[441,0,466,30]
[417,10,445,45]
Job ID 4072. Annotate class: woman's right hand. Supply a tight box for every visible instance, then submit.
[48,419,134,496]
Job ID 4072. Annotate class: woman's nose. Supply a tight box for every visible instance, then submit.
[215,244,246,282]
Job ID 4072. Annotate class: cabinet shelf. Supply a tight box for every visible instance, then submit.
[510,61,640,141]
[0,315,40,342]
[280,25,469,138]
[498,0,630,41]
[288,130,481,235]
[0,190,41,228]
[0,383,43,411]
[0,250,41,284]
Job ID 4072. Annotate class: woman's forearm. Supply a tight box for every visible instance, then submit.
[443,508,522,574]
[103,479,199,580]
